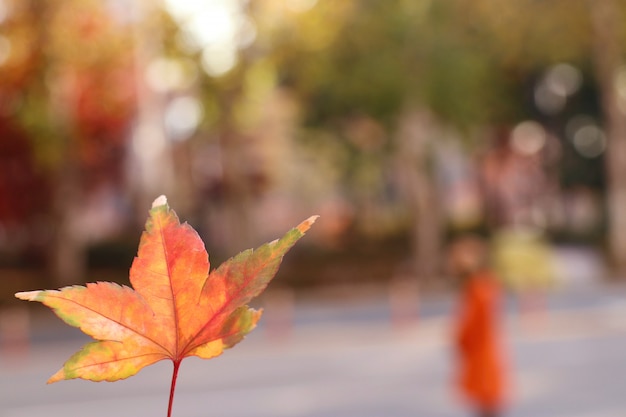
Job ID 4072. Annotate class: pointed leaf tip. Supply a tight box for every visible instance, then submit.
[152,195,167,208]
[297,215,319,233]
[15,291,41,301]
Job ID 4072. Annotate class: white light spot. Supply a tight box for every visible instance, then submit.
[163,0,243,48]
[510,121,546,156]
[145,58,185,93]
[189,5,237,46]
[573,125,606,158]
[201,45,237,77]
[163,0,244,77]
[535,63,582,115]
[534,82,566,115]
[545,63,582,97]
[164,96,203,141]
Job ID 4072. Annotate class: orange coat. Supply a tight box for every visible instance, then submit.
[455,270,508,411]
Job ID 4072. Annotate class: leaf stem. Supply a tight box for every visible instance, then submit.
[168,360,182,417]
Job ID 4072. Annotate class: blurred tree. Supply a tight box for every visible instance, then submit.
[4,0,620,289]
[253,0,626,279]
[154,0,291,254]
[0,121,49,261]
[1,0,136,284]
[469,0,626,273]
[249,0,522,281]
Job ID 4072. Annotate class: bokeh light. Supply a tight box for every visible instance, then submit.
[163,0,253,77]
[510,120,546,156]
[535,63,582,115]
[145,57,187,93]
[566,115,606,158]
[573,125,606,158]
[164,95,203,141]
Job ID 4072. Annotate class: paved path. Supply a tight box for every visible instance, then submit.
[2,284,626,417]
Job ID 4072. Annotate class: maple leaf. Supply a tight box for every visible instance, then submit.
[16,195,316,413]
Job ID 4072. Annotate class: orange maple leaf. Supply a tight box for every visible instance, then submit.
[16,196,316,389]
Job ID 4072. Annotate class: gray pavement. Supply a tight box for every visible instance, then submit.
[2,283,626,417]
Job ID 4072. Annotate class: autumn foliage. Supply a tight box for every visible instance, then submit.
[16,196,316,415]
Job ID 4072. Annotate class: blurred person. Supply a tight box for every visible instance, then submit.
[448,235,509,417]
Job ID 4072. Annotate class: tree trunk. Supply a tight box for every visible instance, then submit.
[33,1,86,286]
[395,109,443,284]
[588,0,626,276]
[50,161,85,286]
[219,129,255,253]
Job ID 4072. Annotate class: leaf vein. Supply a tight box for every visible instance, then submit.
[156,212,179,358]
[71,351,166,371]
[183,251,278,353]
[45,293,171,356]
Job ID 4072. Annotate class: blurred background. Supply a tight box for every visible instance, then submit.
[2,0,626,416]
